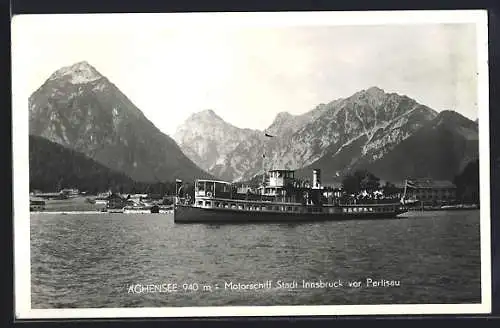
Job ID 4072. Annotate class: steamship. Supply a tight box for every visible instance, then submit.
[173,169,408,223]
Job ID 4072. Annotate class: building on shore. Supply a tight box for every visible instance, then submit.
[29,197,46,211]
[59,188,79,197]
[97,190,112,199]
[402,178,457,205]
[106,193,127,209]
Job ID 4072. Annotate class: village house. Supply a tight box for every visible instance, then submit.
[106,193,127,209]
[402,178,457,205]
[59,188,80,197]
[29,197,46,211]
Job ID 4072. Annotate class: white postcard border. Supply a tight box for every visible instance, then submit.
[12,9,491,319]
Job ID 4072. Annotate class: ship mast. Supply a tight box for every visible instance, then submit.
[402,179,408,203]
[262,153,266,187]
[263,132,275,189]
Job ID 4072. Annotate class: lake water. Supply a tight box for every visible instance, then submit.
[30,210,482,308]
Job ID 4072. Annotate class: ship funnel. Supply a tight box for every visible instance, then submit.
[312,169,321,189]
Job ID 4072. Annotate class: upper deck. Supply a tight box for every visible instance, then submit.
[194,179,233,198]
[267,169,295,188]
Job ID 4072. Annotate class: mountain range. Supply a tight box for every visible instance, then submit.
[28,61,479,191]
[175,87,479,184]
[29,61,213,184]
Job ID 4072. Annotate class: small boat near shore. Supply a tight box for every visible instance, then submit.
[120,205,174,214]
[173,169,408,223]
[123,206,151,214]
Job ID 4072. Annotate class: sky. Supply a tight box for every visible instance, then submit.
[13,12,485,137]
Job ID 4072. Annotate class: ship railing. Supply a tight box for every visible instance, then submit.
[175,197,193,205]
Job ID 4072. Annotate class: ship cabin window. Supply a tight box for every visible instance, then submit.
[198,201,203,206]
[307,207,313,213]
[286,206,292,212]
[215,182,230,194]
[238,205,244,210]
[215,202,220,207]
[205,201,211,207]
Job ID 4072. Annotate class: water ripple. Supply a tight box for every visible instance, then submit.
[31,211,481,308]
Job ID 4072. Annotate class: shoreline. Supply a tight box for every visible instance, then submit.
[29,209,478,215]
[30,210,175,215]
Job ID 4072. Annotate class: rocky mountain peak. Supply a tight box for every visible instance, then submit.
[48,61,103,84]
[30,61,212,182]
[188,109,225,123]
[351,86,386,103]
[366,86,385,93]
[275,111,293,120]
[268,111,294,127]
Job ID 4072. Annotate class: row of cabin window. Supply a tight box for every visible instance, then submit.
[342,207,394,213]
[198,200,321,213]
[198,200,397,214]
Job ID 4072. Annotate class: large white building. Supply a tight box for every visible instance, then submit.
[403,179,457,204]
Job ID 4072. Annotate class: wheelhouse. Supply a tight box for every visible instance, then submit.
[195,179,232,199]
